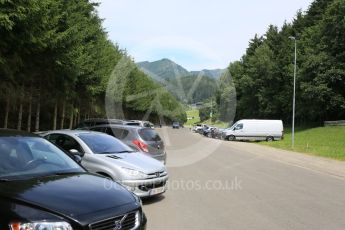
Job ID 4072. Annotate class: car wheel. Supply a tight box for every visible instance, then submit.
[266,136,274,142]
[227,135,235,141]
[207,133,212,138]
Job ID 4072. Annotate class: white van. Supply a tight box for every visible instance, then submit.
[223,119,284,141]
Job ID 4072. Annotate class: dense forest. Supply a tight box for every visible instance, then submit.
[216,0,345,125]
[0,0,186,131]
[137,59,220,104]
[166,75,218,104]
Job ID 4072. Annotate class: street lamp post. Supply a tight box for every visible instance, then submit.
[289,36,297,148]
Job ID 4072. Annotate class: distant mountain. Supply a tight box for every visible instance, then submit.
[190,69,226,79]
[137,59,189,81]
[167,75,218,104]
[136,58,225,103]
[136,58,225,81]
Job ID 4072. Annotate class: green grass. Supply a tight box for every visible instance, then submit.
[185,109,231,128]
[260,126,345,160]
[185,109,200,127]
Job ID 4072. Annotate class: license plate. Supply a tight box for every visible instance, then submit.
[150,186,165,195]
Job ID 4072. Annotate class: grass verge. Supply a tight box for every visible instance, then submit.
[185,109,230,128]
[260,126,345,160]
[185,109,200,127]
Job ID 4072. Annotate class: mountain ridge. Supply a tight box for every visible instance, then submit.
[136,58,222,104]
[136,58,225,80]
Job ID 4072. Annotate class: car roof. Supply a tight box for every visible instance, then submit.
[83,118,122,121]
[90,124,146,130]
[46,129,103,136]
[0,129,39,137]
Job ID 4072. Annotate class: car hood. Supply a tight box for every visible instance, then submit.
[102,152,165,174]
[0,173,137,221]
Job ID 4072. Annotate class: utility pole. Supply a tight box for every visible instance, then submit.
[289,36,297,148]
[210,98,213,123]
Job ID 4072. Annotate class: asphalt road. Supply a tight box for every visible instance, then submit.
[142,127,345,230]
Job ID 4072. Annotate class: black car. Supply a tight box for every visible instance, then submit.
[172,122,180,129]
[0,129,146,230]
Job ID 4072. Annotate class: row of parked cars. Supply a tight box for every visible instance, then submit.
[193,119,284,142]
[0,118,167,229]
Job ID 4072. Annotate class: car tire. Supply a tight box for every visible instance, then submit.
[227,135,235,141]
[266,136,274,142]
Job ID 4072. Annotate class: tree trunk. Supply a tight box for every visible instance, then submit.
[74,111,77,127]
[4,97,10,128]
[35,93,41,132]
[17,87,24,130]
[60,101,65,129]
[77,108,81,124]
[69,106,74,129]
[74,106,78,127]
[17,101,23,130]
[53,101,58,130]
[27,93,32,132]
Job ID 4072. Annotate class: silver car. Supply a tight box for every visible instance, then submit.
[88,125,167,164]
[128,120,155,128]
[43,130,168,197]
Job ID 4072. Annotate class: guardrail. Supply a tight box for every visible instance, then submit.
[324,120,345,126]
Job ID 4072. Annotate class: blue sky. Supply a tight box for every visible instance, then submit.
[97,0,313,71]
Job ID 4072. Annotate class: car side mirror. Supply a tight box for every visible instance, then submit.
[69,149,85,157]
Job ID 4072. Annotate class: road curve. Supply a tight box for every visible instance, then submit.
[143,127,345,230]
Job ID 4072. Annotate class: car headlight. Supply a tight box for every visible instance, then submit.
[10,221,72,230]
[122,168,147,179]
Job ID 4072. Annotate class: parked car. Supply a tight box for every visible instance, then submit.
[213,128,225,139]
[203,127,215,137]
[192,124,202,132]
[172,121,180,129]
[222,119,284,141]
[194,124,208,134]
[88,124,167,164]
[75,118,141,129]
[203,127,224,138]
[0,129,147,229]
[43,130,168,197]
[129,120,155,128]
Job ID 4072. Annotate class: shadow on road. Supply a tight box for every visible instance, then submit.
[142,195,166,205]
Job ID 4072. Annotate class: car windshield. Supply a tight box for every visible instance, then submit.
[77,133,134,154]
[0,137,83,180]
[228,122,238,130]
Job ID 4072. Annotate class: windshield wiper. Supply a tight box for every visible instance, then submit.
[36,171,82,179]
[100,150,134,154]
[113,150,135,153]
[52,171,82,176]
